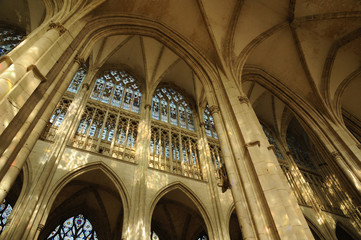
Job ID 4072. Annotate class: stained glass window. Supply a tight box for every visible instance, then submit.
[286,132,315,170]
[0,199,12,234]
[197,235,208,240]
[0,26,24,57]
[260,123,284,160]
[90,70,142,113]
[150,231,159,240]
[151,87,195,131]
[204,104,217,139]
[47,214,98,240]
[67,68,87,93]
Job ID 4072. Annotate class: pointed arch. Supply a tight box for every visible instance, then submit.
[149,181,214,239]
[303,216,326,240]
[40,161,130,239]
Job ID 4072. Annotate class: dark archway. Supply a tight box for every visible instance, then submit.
[39,168,124,240]
[336,224,356,240]
[151,188,208,240]
[229,209,243,240]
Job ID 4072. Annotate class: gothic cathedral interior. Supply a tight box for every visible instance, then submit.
[0,0,361,239]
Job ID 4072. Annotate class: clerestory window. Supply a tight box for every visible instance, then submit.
[0,25,24,57]
[151,87,194,131]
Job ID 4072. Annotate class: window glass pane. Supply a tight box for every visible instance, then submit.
[0,26,24,57]
[67,68,87,93]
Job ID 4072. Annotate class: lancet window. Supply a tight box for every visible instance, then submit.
[150,87,202,179]
[286,131,315,170]
[67,68,87,94]
[47,214,98,240]
[0,26,24,57]
[0,199,12,234]
[151,88,195,131]
[90,70,142,113]
[204,104,217,139]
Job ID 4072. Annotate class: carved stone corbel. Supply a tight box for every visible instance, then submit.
[144,104,152,110]
[217,165,230,193]
[48,21,67,35]
[82,83,90,90]
[27,64,47,82]
[244,140,261,148]
[74,55,85,66]
[0,55,13,66]
[238,95,250,105]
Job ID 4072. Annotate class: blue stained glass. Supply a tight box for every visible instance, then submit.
[67,69,87,93]
[91,78,105,100]
[152,97,160,119]
[47,214,98,240]
[0,27,24,57]
[0,199,12,234]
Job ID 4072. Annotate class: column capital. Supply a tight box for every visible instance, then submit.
[144,104,152,110]
[37,224,45,231]
[48,21,67,35]
[238,95,250,105]
[74,55,85,66]
[199,122,206,127]
[209,105,220,115]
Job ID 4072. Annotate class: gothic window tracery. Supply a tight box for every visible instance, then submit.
[47,214,98,240]
[0,26,24,57]
[90,70,142,113]
[150,87,201,179]
[204,104,217,139]
[151,88,194,131]
[0,199,12,234]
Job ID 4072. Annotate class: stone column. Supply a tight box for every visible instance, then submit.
[127,100,152,240]
[0,62,96,240]
[209,105,257,240]
[197,119,229,239]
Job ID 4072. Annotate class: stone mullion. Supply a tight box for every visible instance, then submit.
[109,113,120,156]
[95,109,109,152]
[169,128,173,173]
[0,63,96,240]
[178,133,185,176]
[210,106,257,239]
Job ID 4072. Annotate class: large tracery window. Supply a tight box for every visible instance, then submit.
[0,26,24,57]
[43,69,142,163]
[149,87,201,179]
[90,70,142,113]
[152,88,195,131]
[47,214,98,240]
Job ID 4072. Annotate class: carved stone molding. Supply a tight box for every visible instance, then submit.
[144,104,152,110]
[27,64,47,82]
[238,95,250,105]
[217,165,230,193]
[331,151,341,159]
[357,144,361,150]
[48,21,67,35]
[209,105,220,115]
[245,140,260,148]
